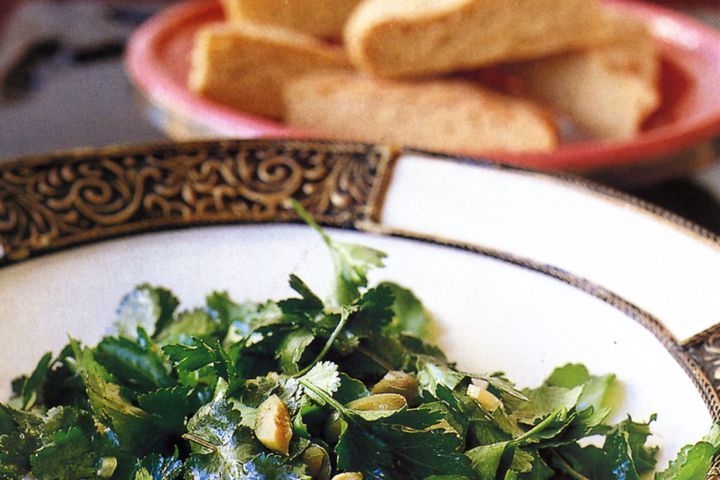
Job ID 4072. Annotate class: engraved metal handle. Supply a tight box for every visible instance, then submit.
[689,330,720,394]
[687,327,720,480]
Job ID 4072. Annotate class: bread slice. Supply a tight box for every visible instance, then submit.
[344,0,612,78]
[283,72,558,153]
[221,0,362,40]
[188,23,349,119]
[512,13,660,139]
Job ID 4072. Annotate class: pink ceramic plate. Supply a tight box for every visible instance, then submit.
[125,0,720,174]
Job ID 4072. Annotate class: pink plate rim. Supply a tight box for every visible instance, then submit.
[125,0,720,172]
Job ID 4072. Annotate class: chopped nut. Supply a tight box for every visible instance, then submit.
[255,395,293,455]
[347,393,407,411]
[471,378,489,390]
[96,457,117,478]
[467,383,485,397]
[302,444,331,480]
[371,371,419,406]
[331,473,363,480]
[467,384,501,412]
[323,411,343,444]
[325,393,407,443]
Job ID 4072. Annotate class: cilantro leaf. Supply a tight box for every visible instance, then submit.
[15,352,52,410]
[36,344,89,409]
[380,281,434,338]
[544,363,590,389]
[397,336,467,396]
[334,373,370,404]
[241,373,282,408]
[293,306,353,376]
[341,336,407,380]
[469,416,512,446]
[155,308,222,346]
[336,410,473,479]
[292,199,386,305]
[206,293,283,346]
[553,415,658,480]
[163,337,227,375]
[603,428,641,480]
[467,408,576,478]
[618,415,658,473]
[95,330,173,392]
[703,422,720,446]
[134,469,153,480]
[183,397,263,480]
[71,340,158,453]
[399,334,448,360]
[206,291,245,329]
[428,384,479,438]
[655,424,720,480]
[425,477,474,480]
[296,361,341,405]
[242,453,306,480]
[31,427,107,479]
[303,380,474,478]
[544,363,616,413]
[553,443,608,479]
[343,285,395,343]
[656,443,716,480]
[165,338,246,395]
[476,373,528,402]
[0,402,44,438]
[577,373,616,414]
[0,404,43,477]
[278,274,324,318]
[522,452,555,480]
[466,441,512,480]
[509,385,582,425]
[114,284,179,339]
[416,357,466,396]
[328,240,387,306]
[515,407,575,444]
[536,405,610,448]
[277,329,315,375]
[510,448,534,473]
[137,386,192,434]
[30,407,123,480]
[133,452,184,480]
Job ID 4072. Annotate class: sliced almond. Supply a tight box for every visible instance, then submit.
[467,384,502,412]
[255,394,293,455]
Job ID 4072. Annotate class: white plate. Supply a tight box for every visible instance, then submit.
[0,140,717,473]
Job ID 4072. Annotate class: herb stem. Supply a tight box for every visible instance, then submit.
[551,451,592,480]
[300,378,361,428]
[290,199,332,245]
[514,407,564,444]
[295,308,350,377]
[358,346,393,371]
[182,433,219,452]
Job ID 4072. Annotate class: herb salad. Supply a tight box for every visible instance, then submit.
[2,204,719,480]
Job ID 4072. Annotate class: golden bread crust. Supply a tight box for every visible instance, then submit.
[189,23,349,119]
[283,71,558,152]
[221,0,362,39]
[344,0,612,78]
[512,12,660,139]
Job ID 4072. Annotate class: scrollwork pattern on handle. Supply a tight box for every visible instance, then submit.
[709,456,720,480]
[689,329,720,398]
[0,140,395,263]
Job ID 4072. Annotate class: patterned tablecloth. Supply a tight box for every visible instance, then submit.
[1,1,720,233]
